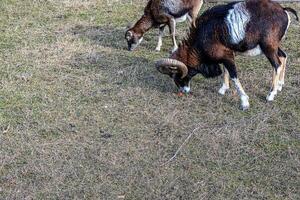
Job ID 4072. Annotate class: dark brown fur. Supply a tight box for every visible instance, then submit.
[157,0,298,109]
[172,0,295,79]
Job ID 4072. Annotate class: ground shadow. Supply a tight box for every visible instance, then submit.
[67,25,230,96]
[70,25,128,50]
[68,49,177,94]
[69,24,182,53]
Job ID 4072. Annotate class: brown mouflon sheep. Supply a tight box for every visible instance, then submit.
[125,0,203,52]
[156,0,298,110]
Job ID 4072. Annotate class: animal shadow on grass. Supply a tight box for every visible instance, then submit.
[70,25,128,50]
[68,49,174,93]
[70,24,167,52]
[68,25,188,93]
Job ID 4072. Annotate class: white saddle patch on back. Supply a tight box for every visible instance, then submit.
[238,45,262,57]
[163,0,183,15]
[225,2,251,44]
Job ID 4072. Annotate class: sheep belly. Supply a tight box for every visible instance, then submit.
[175,14,188,23]
[238,46,262,57]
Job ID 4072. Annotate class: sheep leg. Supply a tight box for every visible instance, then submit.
[155,25,166,51]
[168,18,178,53]
[218,67,230,95]
[264,50,282,101]
[224,60,249,110]
[277,48,287,91]
[188,0,203,27]
[267,69,281,101]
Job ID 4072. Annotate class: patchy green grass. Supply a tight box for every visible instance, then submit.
[0,0,299,199]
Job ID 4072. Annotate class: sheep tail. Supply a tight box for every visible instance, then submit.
[284,7,299,21]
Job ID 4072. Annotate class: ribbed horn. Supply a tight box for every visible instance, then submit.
[155,58,188,78]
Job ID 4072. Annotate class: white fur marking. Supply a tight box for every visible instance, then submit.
[239,45,262,57]
[155,29,164,51]
[180,82,191,93]
[278,80,284,92]
[175,14,188,23]
[278,80,285,87]
[138,37,143,45]
[283,11,291,39]
[232,78,249,110]
[267,67,282,101]
[171,18,176,35]
[171,46,178,53]
[277,85,283,92]
[171,18,178,52]
[241,95,250,110]
[187,15,193,23]
[218,83,229,95]
[225,2,251,44]
[277,67,282,78]
[267,92,276,101]
[181,86,190,93]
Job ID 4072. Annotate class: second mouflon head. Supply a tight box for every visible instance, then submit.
[125,0,203,52]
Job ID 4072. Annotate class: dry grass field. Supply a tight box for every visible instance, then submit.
[0,0,300,199]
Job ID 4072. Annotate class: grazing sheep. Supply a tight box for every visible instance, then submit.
[125,0,203,52]
[156,0,298,110]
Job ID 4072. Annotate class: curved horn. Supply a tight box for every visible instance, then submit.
[155,58,188,78]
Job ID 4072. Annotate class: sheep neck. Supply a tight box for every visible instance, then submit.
[133,14,153,35]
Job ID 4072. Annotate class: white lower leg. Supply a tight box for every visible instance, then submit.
[187,15,192,23]
[278,80,284,92]
[232,78,249,110]
[155,28,163,51]
[170,19,178,53]
[266,90,277,101]
[172,42,178,53]
[218,68,230,95]
[267,67,282,101]
[278,57,287,92]
[218,83,229,95]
